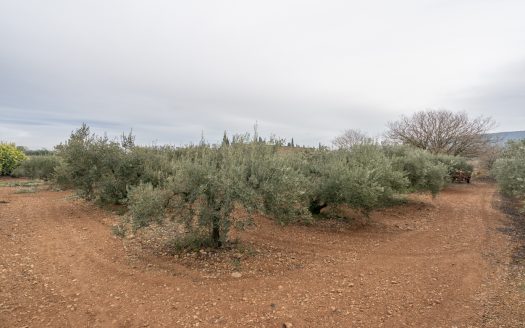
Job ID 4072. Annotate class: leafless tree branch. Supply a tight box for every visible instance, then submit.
[332,129,374,149]
[386,109,496,157]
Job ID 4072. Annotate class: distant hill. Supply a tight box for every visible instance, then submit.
[487,131,525,144]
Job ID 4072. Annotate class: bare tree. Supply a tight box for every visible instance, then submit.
[332,129,374,149]
[386,109,496,157]
[478,142,502,172]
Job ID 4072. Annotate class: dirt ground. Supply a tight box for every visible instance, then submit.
[1,180,525,327]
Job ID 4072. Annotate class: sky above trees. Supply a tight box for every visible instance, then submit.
[1,0,525,148]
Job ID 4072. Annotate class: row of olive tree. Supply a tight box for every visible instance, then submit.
[50,124,464,249]
[12,156,61,180]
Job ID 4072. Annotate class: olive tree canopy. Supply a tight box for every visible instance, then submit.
[386,110,496,157]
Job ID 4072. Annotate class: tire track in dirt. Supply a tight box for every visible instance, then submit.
[1,180,524,327]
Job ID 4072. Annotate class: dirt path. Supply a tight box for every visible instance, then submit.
[1,180,524,327]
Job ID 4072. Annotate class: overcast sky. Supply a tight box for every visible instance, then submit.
[1,0,525,148]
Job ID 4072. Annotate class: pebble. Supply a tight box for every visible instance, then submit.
[231,272,242,278]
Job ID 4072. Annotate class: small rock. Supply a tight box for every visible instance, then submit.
[231,272,242,278]
[282,323,293,328]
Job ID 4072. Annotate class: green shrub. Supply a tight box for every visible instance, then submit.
[164,142,259,247]
[54,124,121,199]
[55,124,177,204]
[127,182,167,229]
[111,223,127,238]
[245,146,313,224]
[259,166,312,224]
[52,160,74,189]
[165,233,216,253]
[492,140,525,198]
[434,154,473,177]
[309,145,408,216]
[12,155,61,180]
[386,145,449,196]
[22,149,54,156]
[0,143,27,176]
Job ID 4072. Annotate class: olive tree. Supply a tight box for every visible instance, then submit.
[160,141,260,247]
[385,145,449,196]
[305,145,408,217]
[492,140,525,198]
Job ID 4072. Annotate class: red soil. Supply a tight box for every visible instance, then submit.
[1,180,524,327]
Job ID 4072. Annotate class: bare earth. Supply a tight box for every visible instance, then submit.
[1,180,525,327]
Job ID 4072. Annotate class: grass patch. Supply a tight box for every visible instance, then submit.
[233,242,257,257]
[64,194,82,201]
[231,257,241,270]
[14,187,37,194]
[0,180,42,188]
[111,224,127,238]
[164,234,216,254]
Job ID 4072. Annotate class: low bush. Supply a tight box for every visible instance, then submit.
[434,154,474,177]
[492,140,525,199]
[385,145,449,196]
[111,223,127,238]
[55,125,179,204]
[164,233,216,253]
[127,182,167,229]
[54,124,123,199]
[307,145,409,217]
[248,147,313,224]
[12,155,61,180]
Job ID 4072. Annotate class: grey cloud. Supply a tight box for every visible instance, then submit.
[2,0,525,148]
[449,61,525,132]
